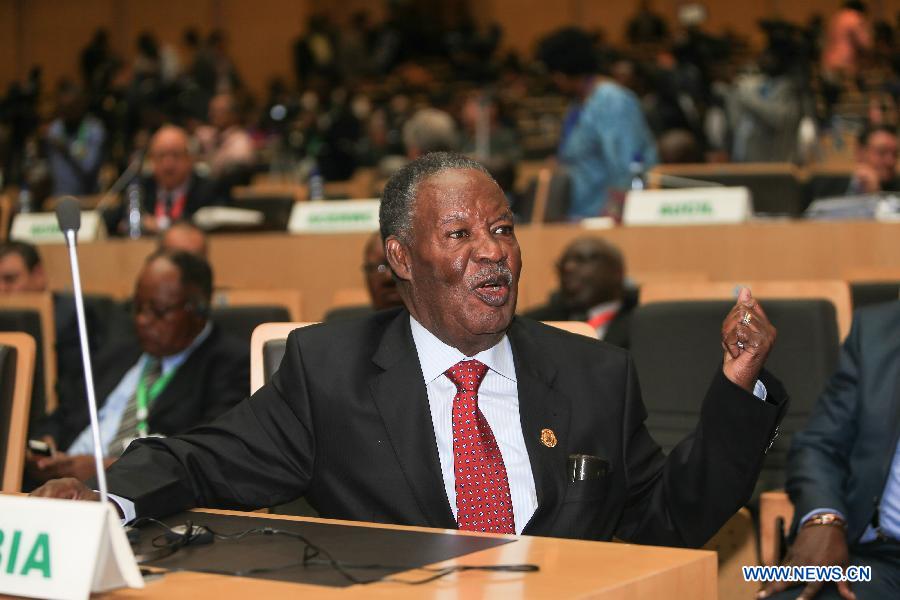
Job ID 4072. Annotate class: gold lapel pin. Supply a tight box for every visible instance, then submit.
[540,428,557,448]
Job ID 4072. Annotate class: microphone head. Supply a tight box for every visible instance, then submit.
[55,196,82,234]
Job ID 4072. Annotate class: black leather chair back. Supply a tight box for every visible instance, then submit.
[630,299,840,496]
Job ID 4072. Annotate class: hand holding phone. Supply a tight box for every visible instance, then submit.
[27,439,55,458]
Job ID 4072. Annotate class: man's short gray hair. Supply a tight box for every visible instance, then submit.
[379,152,494,243]
[402,108,459,155]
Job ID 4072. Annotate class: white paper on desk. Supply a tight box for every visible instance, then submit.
[0,496,143,600]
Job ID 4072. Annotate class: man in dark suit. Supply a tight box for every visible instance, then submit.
[104,125,219,236]
[27,250,248,483]
[324,230,403,321]
[524,236,636,349]
[34,153,786,546]
[762,301,900,600]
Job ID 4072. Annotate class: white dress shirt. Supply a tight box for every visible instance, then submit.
[409,316,538,534]
[69,323,213,457]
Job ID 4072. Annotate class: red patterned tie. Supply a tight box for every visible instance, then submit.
[445,359,515,534]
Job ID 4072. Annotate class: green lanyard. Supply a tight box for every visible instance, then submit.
[135,360,177,438]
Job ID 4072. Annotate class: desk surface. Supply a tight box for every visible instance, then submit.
[103,509,716,599]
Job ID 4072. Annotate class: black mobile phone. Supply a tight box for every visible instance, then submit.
[27,439,54,457]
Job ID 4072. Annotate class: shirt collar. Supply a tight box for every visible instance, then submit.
[409,315,516,385]
[587,299,623,319]
[146,321,213,374]
[157,179,190,199]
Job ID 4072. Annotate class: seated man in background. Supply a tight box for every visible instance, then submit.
[159,220,208,258]
[105,125,219,236]
[0,240,46,293]
[35,153,786,548]
[762,300,900,600]
[27,250,248,483]
[324,230,403,321]
[194,93,255,194]
[0,240,124,415]
[524,237,636,348]
[847,124,900,194]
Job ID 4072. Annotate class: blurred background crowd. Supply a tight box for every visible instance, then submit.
[2,0,900,227]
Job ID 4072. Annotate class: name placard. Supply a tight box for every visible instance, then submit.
[0,496,142,600]
[623,187,752,226]
[288,199,381,233]
[10,212,106,244]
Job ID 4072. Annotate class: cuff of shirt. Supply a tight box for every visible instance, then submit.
[800,508,846,527]
[106,492,137,525]
[753,379,767,401]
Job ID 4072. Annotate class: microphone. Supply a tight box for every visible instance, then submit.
[94,147,146,212]
[55,197,109,505]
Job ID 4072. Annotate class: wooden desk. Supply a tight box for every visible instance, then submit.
[104,509,716,599]
[36,220,900,321]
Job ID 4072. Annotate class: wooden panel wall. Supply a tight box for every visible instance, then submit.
[35,221,900,322]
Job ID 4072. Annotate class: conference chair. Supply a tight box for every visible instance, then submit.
[804,170,852,203]
[322,167,377,199]
[249,322,316,394]
[233,182,307,202]
[849,281,900,309]
[0,193,12,242]
[211,306,292,349]
[630,298,839,497]
[0,332,36,493]
[648,162,807,216]
[213,289,303,322]
[322,289,374,322]
[844,266,900,310]
[759,490,795,567]
[0,293,57,419]
[330,288,370,309]
[543,321,597,338]
[515,166,571,223]
[229,195,296,232]
[639,279,853,340]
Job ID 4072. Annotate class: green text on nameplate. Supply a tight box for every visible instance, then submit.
[0,496,142,600]
[623,187,752,226]
[288,199,381,233]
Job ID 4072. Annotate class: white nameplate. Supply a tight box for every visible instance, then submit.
[0,496,143,600]
[288,199,380,233]
[623,187,752,226]
[10,211,106,244]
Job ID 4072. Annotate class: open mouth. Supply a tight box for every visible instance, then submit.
[471,275,512,307]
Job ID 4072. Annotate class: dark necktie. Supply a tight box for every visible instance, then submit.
[445,359,515,534]
[109,358,162,456]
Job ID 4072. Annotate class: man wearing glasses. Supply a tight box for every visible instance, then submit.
[26,251,248,484]
[325,231,404,321]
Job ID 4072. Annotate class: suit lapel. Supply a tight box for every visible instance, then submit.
[368,311,457,529]
[508,319,571,535]
[146,329,216,420]
[883,363,900,477]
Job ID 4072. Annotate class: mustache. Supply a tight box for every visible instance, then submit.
[466,263,514,289]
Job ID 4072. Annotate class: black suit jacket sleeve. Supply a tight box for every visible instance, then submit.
[104,328,315,518]
[615,360,788,547]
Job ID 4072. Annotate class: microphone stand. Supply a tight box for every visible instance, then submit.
[59,204,109,504]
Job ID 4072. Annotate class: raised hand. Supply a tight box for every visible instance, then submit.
[721,288,776,392]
